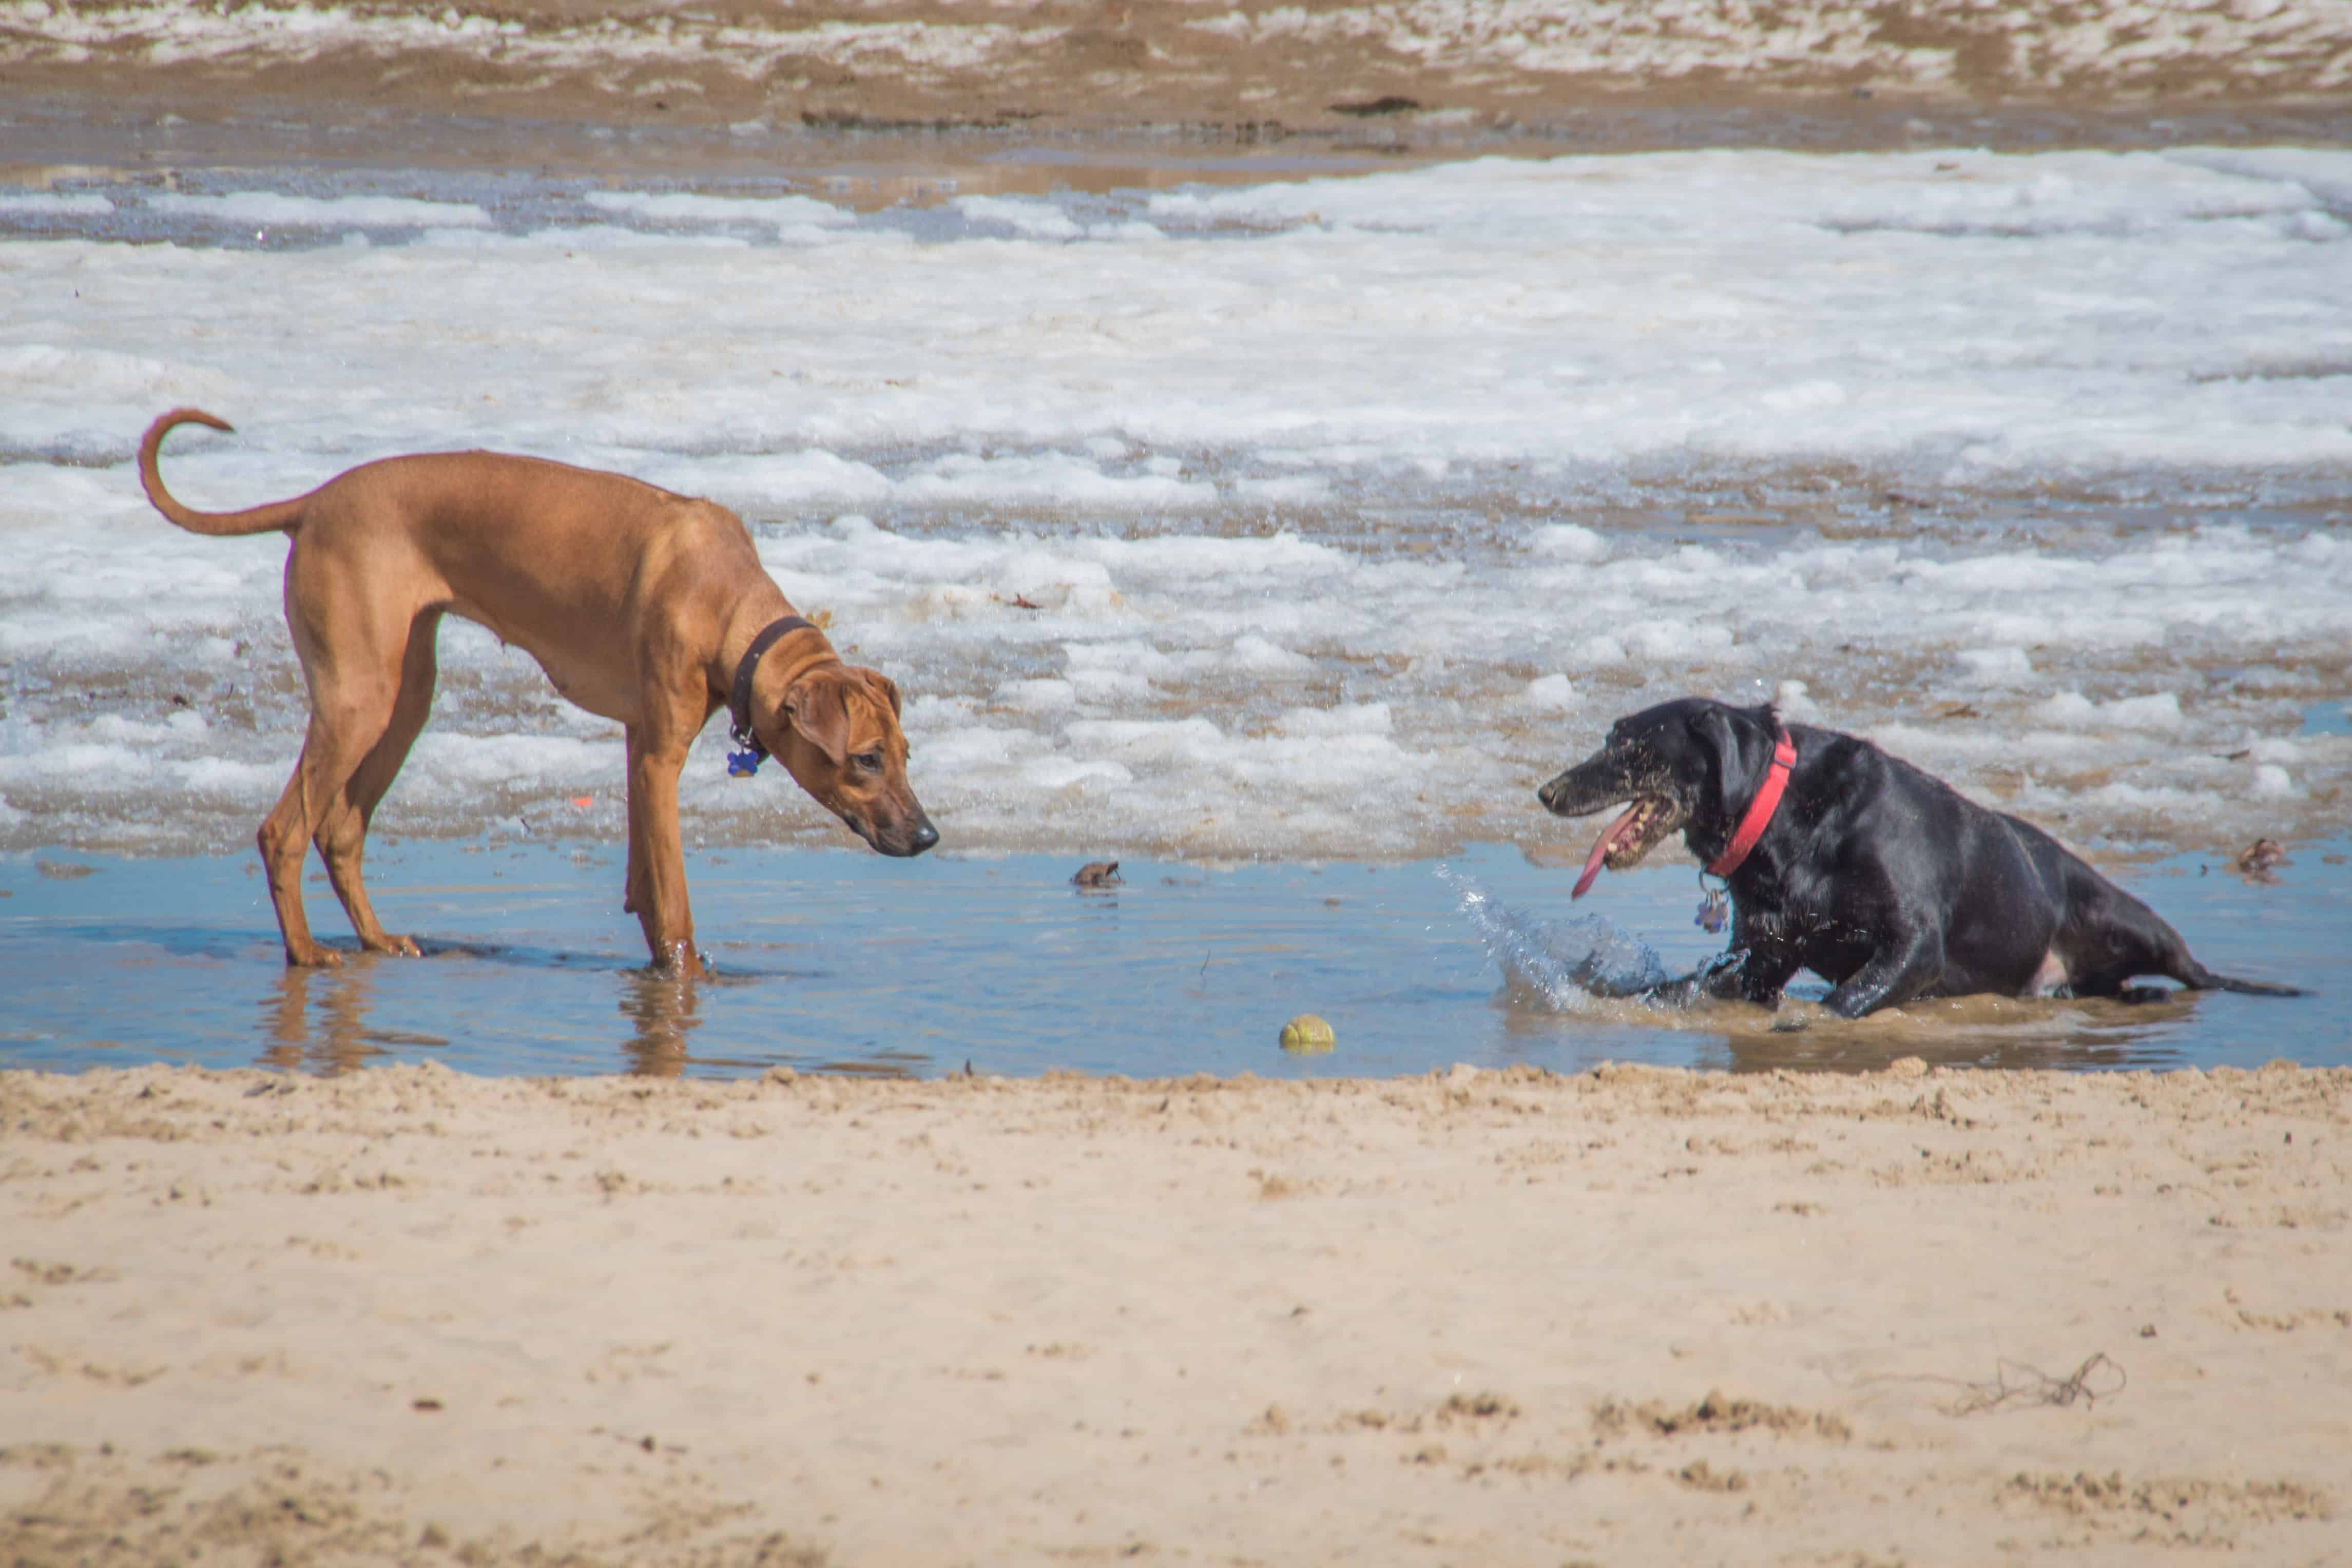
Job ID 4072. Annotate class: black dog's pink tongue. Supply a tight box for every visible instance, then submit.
[1571,803,1642,899]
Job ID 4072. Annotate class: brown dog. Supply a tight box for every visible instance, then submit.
[139,409,936,972]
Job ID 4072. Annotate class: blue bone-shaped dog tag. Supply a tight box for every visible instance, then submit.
[726,748,763,778]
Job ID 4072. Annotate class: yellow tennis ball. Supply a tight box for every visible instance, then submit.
[1278,1014,1336,1054]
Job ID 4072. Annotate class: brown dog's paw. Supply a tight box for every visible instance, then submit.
[287,944,344,969]
[648,940,712,979]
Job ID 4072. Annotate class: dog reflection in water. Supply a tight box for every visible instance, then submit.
[619,969,707,1076]
[261,963,447,1076]
[260,956,705,1076]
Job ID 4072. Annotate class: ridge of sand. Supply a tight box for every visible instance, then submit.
[3,1059,2346,1564]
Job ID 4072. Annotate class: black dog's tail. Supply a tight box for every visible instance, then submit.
[2177,962,2306,998]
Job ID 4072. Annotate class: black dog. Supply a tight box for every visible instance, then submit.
[1536,698,2302,1019]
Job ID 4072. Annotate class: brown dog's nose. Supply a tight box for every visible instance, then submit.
[909,820,939,855]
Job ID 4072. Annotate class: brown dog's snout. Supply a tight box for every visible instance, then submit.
[864,806,938,858]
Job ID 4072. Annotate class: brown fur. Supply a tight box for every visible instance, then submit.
[140,408,935,972]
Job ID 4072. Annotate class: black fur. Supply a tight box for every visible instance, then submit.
[1537,697,2304,1019]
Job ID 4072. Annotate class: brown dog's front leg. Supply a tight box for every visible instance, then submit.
[621,724,649,921]
[623,729,704,974]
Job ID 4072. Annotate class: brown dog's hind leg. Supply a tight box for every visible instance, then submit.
[258,750,337,967]
[312,612,441,957]
[260,704,394,969]
[261,567,413,966]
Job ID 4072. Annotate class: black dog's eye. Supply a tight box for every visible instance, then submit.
[853,750,883,773]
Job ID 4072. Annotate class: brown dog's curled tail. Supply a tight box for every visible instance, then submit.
[139,409,309,536]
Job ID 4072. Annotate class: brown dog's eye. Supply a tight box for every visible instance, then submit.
[853,750,883,773]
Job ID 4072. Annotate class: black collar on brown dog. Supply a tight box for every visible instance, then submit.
[726,615,818,763]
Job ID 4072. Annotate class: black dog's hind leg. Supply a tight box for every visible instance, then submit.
[2072,909,2307,1000]
[1822,927,1944,1019]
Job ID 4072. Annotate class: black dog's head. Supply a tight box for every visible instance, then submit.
[1536,698,1780,896]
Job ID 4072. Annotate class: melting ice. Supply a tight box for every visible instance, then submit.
[2,149,2347,858]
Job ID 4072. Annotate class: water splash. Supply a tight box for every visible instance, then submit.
[1438,865,1673,1011]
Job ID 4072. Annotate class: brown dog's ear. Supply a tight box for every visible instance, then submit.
[854,667,902,719]
[782,668,852,766]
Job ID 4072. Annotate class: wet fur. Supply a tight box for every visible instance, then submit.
[1538,698,2303,1019]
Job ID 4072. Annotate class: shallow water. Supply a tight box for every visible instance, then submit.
[2,837,2338,1081]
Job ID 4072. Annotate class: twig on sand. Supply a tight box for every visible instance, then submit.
[1861,1351,2126,1416]
[1943,1352,2126,1416]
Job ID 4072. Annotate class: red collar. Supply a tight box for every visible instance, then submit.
[1707,728,1796,878]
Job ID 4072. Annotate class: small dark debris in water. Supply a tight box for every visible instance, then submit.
[1002,593,1043,611]
[1331,95,1421,117]
[1072,860,1121,888]
[35,860,97,880]
[2216,748,2252,761]
[2235,837,2288,877]
[167,692,190,707]
[1932,703,1981,721]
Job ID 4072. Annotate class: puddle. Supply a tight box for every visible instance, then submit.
[1,838,2338,1081]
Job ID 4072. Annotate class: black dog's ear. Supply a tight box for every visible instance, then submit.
[1689,703,1775,827]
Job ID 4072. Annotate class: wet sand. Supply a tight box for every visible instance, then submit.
[7,0,2350,195]
[9,0,2352,140]
[4,1060,2346,1564]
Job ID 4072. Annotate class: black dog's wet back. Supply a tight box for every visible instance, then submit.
[1536,698,2302,1018]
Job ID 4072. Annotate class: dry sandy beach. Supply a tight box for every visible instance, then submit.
[4,1060,2347,1564]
